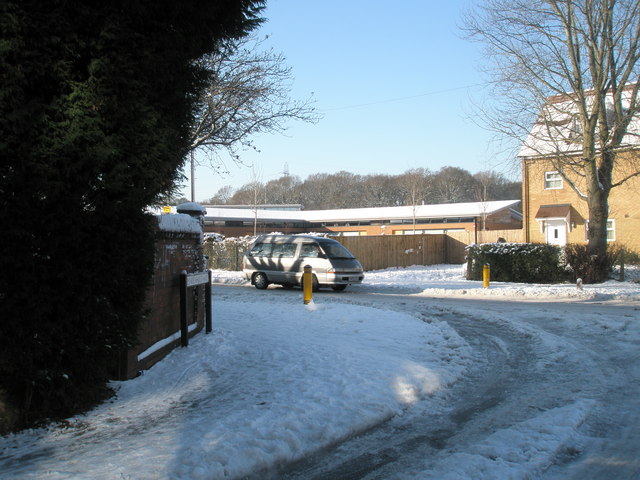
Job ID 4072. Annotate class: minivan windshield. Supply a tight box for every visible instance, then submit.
[318,240,355,259]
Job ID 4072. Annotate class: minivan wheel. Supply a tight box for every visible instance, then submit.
[331,284,347,292]
[253,272,269,290]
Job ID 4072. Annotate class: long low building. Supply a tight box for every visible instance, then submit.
[194,200,522,240]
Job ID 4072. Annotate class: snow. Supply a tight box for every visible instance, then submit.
[156,213,202,234]
[357,264,640,301]
[176,202,207,214]
[518,88,640,158]
[424,400,595,479]
[213,263,640,301]
[137,322,198,362]
[203,200,520,224]
[1,265,639,479]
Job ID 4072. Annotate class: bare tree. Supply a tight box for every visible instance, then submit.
[224,167,520,212]
[473,171,522,202]
[465,0,640,276]
[246,168,264,235]
[187,35,320,200]
[299,173,331,210]
[263,175,303,205]
[398,168,431,232]
[204,185,234,205]
[298,171,362,210]
[431,167,477,204]
[361,174,405,207]
[228,184,259,205]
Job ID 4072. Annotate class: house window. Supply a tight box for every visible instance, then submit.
[544,171,563,189]
[585,219,616,242]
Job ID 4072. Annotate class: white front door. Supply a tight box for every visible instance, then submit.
[545,220,567,245]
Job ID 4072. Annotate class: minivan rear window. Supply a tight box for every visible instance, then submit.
[300,244,321,257]
[272,243,297,257]
[318,241,355,259]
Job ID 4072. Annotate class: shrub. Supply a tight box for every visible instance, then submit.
[613,245,640,266]
[563,243,624,283]
[204,236,255,271]
[1,1,262,432]
[466,242,566,283]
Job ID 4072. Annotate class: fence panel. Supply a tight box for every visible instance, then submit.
[476,229,523,244]
[336,234,452,271]
[204,237,254,271]
[445,234,468,264]
[205,230,525,272]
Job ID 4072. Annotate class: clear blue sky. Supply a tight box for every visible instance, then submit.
[183,0,518,202]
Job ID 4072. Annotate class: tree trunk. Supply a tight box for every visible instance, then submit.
[585,150,613,282]
[586,188,608,256]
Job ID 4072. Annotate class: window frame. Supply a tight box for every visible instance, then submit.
[544,171,563,190]
[585,219,616,242]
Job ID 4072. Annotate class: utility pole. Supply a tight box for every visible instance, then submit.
[190,151,196,202]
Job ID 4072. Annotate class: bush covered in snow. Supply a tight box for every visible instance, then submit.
[203,235,255,271]
[466,242,566,283]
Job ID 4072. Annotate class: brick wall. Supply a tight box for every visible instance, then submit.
[204,215,521,238]
[115,216,205,380]
[523,156,640,252]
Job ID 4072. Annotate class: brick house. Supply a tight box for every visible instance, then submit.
[519,91,640,252]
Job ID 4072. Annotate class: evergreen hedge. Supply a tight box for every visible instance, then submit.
[0,0,263,432]
[204,236,254,271]
[466,242,566,283]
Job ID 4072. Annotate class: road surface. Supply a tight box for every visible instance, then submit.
[217,284,640,479]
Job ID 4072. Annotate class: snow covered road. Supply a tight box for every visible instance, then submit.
[208,283,639,480]
[279,291,640,479]
[1,265,639,479]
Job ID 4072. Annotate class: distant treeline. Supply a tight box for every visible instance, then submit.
[193,167,522,210]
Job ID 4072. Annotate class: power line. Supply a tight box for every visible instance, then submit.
[322,83,482,112]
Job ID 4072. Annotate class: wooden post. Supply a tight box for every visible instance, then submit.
[180,271,188,347]
[206,270,212,333]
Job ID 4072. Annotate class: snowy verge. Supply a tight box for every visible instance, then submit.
[0,301,471,480]
[212,264,640,301]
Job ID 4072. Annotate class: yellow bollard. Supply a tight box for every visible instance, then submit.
[303,265,313,304]
[483,263,490,288]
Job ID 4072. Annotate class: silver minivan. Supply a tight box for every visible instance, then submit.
[242,234,364,291]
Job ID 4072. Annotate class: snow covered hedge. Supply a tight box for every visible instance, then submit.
[466,242,566,284]
[202,233,331,271]
[203,235,254,271]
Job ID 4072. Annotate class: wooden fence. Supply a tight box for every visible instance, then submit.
[476,229,524,244]
[424,229,524,247]
[208,230,524,273]
[335,234,468,271]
